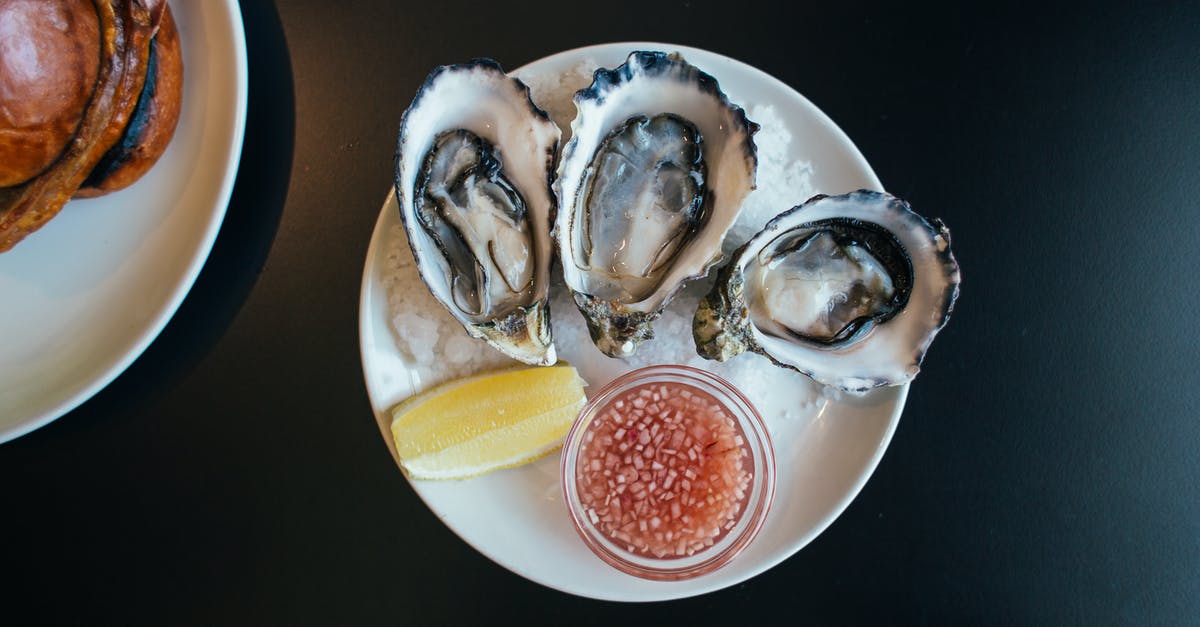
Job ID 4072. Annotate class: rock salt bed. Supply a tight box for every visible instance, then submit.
[514,59,598,144]
[382,224,513,391]
[727,104,817,254]
[551,278,822,423]
[386,56,829,419]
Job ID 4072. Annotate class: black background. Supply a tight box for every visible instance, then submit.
[2,1,1198,624]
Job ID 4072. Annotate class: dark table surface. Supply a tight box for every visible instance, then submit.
[3,0,1199,623]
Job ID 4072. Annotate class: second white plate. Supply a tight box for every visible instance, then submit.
[360,42,901,601]
[0,1,249,442]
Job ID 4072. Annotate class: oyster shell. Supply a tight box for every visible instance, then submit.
[394,60,560,365]
[554,51,758,357]
[694,190,960,392]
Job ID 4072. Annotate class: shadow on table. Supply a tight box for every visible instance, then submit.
[46,2,296,433]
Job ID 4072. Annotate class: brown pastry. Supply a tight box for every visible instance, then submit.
[0,0,182,252]
[0,0,101,188]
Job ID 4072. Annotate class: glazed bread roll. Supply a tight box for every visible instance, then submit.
[0,0,101,188]
[0,0,182,251]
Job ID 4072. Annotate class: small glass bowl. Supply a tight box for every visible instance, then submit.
[560,364,776,581]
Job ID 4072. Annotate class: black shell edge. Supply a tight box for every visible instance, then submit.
[562,50,760,194]
[719,189,962,392]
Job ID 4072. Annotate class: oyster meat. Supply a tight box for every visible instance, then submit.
[394,60,560,365]
[554,51,758,357]
[694,190,960,392]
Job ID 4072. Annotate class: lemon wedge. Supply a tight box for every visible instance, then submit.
[390,364,587,480]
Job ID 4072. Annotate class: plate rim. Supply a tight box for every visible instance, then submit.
[0,0,250,444]
[359,41,903,601]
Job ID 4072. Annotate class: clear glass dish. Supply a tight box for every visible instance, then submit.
[560,364,776,580]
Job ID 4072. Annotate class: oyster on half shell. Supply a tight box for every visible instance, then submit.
[554,51,758,358]
[394,60,560,365]
[694,190,961,392]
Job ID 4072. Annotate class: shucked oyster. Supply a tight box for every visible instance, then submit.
[555,51,758,357]
[394,60,560,365]
[694,190,960,392]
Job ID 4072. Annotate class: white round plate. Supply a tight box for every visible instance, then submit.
[0,2,248,442]
[360,42,901,601]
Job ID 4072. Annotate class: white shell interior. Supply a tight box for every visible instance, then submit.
[395,64,560,356]
[556,53,756,314]
[741,193,959,391]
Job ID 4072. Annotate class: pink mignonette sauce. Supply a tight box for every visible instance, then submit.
[573,379,753,559]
